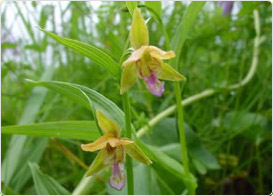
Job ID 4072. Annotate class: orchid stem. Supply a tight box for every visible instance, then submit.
[174,82,194,195]
[122,93,134,195]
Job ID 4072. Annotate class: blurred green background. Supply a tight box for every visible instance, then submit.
[1,1,272,195]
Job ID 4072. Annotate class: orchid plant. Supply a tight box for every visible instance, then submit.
[2,1,264,195]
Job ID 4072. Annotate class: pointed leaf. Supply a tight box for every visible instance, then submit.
[171,2,205,68]
[130,8,149,49]
[40,28,121,80]
[29,163,70,195]
[26,80,126,131]
[136,140,197,193]
[2,66,53,191]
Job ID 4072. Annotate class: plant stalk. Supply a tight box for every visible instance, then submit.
[174,81,194,194]
[122,93,134,195]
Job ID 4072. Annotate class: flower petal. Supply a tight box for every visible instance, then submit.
[158,63,187,81]
[147,46,175,59]
[109,163,126,191]
[96,110,120,136]
[124,142,152,165]
[118,138,134,146]
[86,149,109,176]
[122,46,147,67]
[81,134,110,152]
[144,73,165,97]
[120,63,137,94]
[130,8,149,49]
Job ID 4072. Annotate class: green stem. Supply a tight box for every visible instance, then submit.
[160,18,194,195]
[174,82,194,195]
[122,93,134,195]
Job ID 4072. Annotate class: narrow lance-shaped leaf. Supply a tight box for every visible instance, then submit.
[171,2,205,68]
[29,163,71,195]
[26,80,126,131]
[39,28,121,80]
[2,66,53,191]
[2,121,100,141]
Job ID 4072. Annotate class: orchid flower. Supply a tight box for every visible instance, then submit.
[120,8,186,97]
[81,110,152,191]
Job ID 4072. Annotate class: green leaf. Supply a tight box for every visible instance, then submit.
[2,66,54,190]
[171,2,205,68]
[136,140,197,193]
[144,118,220,170]
[29,163,70,195]
[2,121,100,141]
[39,28,121,80]
[10,138,49,191]
[27,80,126,131]
[145,1,162,21]
[126,1,137,16]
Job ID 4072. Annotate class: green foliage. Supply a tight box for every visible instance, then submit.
[39,29,121,80]
[29,163,70,195]
[1,1,272,195]
[2,121,100,140]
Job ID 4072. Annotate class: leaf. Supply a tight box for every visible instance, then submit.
[136,140,197,193]
[171,2,205,68]
[144,118,220,170]
[29,163,70,195]
[39,28,121,80]
[10,138,49,191]
[2,121,100,141]
[27,80,126,131]
[185,123,221,170]
[2,66,53,190]
[145,1,162,22]
[126,1,137,16]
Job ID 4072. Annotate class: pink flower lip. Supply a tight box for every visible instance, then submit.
[109,163,126,191]
[144,73,165,97]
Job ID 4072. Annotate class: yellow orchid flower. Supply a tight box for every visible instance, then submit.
[81,110,152,191]
[120,7,186,97]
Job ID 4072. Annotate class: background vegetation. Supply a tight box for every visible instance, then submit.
[1,1,272,195]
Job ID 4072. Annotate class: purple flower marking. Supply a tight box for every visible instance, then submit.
[144,73,164,97]
[218,1,234,15]
[109,163,126,191]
